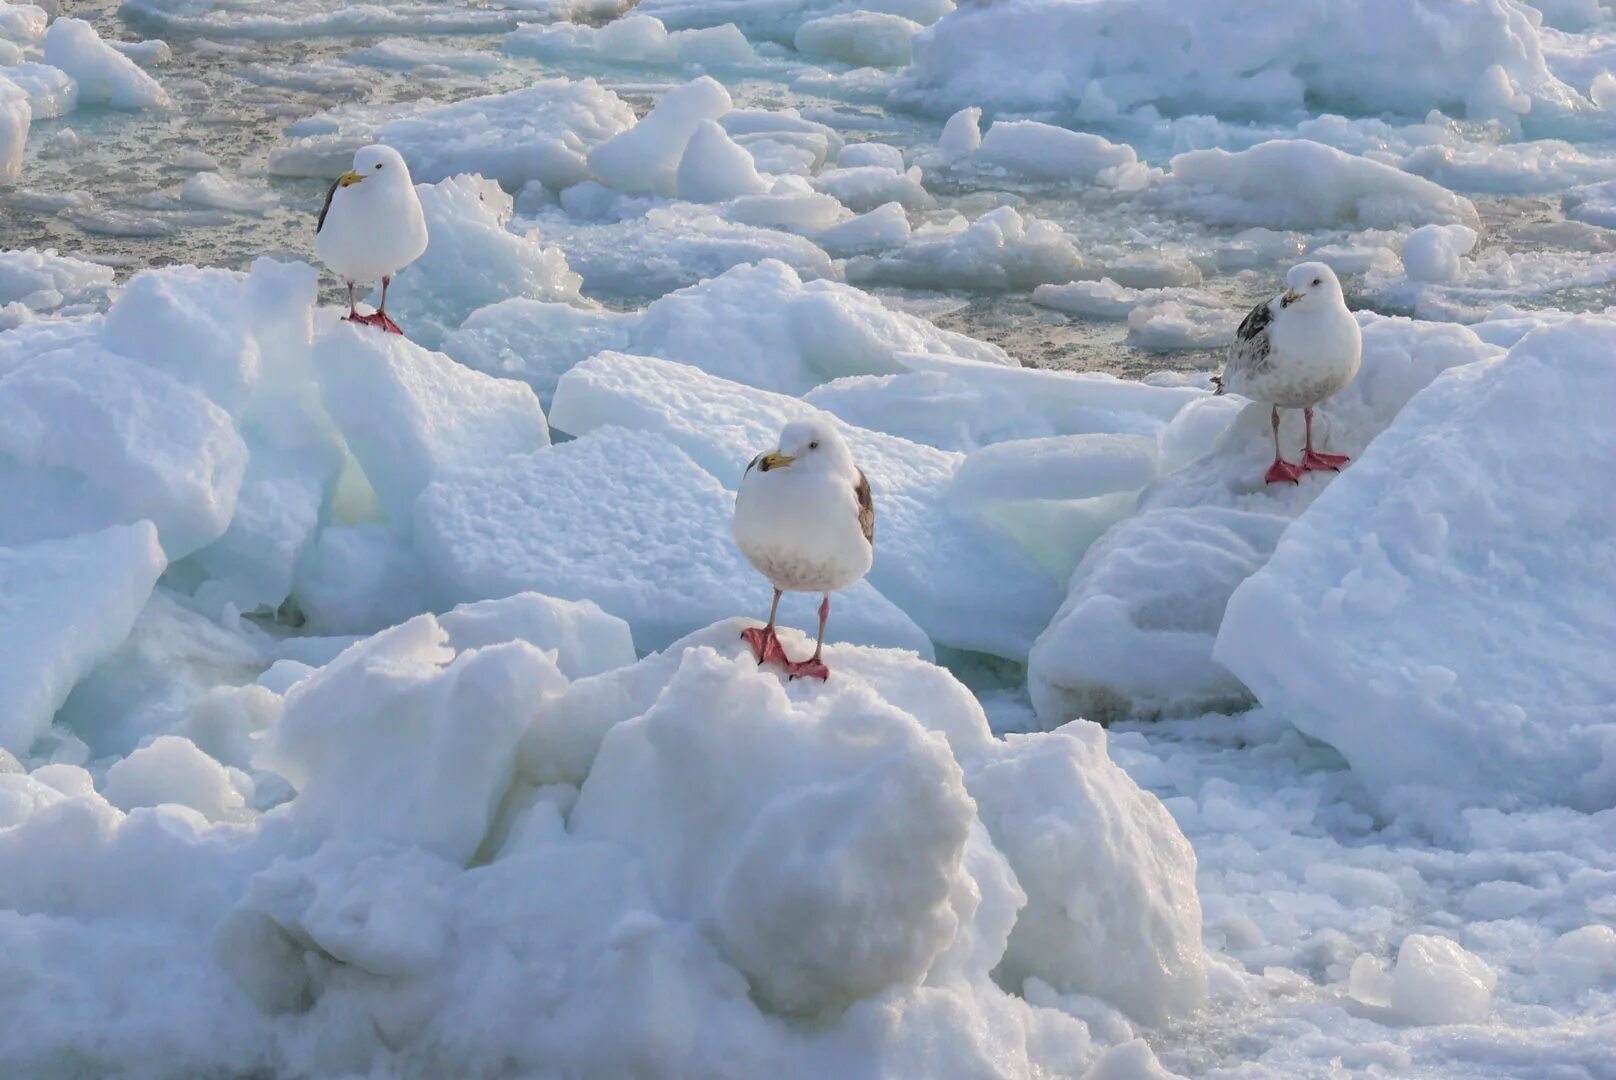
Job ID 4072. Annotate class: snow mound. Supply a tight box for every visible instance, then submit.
[442,299,634,408]
[314,321,550,521]
[102,734,252,823]
[0,523,166,755]
[1401,223,1480,283]
[1216,318,1616,812]
[1158,140,1480,231]
[43,17,169,109]
[549,352,1060,657]
[0,248,113,313]
[847,206,1086,291]
[438,592,636,680]
[897,0,1578,122]
[380,173,583,350]
[412,426,932,656]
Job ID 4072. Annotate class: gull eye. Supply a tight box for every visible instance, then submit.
[809,441,819,450]
[375,163,383,170]
[1312,277,1322,286]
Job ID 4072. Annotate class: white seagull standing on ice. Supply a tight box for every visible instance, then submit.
[315,144,428,335]
[1216,261,1362,485]
[733,417,875,681]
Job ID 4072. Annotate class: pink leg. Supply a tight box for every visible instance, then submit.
[342,282,370,324]
[741,588,790,667]
[1301,407,1349,472]
[787,595,831,681]
[1265,405,1304,485]
[374,276,403,335]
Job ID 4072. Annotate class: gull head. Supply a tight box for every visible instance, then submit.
[1281,261,1343,309]
[756,417,855,476]
[336,144,413,189]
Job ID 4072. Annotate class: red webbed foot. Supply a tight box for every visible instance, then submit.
[1265,458,1306,485]
[786,657,830,681]
[343,312,376,326]
[741,626,789,667]
[374,312,404,335]
[1301,449,1350,472]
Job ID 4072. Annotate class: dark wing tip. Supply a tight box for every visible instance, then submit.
[315,175,341,234]
[854,468,874,546]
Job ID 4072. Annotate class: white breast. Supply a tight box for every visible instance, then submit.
[315,180,429,285]
[734,467,872,594]
[1242,308,1362,408]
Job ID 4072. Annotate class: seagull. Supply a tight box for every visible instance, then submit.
[733,417,875,681]
[1216,261,1362,484]
[314,144,428,335]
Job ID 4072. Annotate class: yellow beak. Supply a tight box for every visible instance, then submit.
[759,451,795,472]
[1279,290,1303,307]
[337,171,365,187]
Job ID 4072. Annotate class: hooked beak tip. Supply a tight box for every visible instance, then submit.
[338,171,365,188]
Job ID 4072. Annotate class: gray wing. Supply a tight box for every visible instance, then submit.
[854,468,874,546]
[1218,299,1275,394]
[743,452,763,479]
[316,175,342,234]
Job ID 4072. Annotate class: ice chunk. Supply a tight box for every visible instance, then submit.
[380,174,583,350]
[949,434,1158,508]
[636,0,954,41]
[43,17,169,109]
[0,248,113,312]
[290,522,431,636]
[847,206,1085,291]
[257,615,563,863]
[969,721,1207,1024]
[837,141,905,171]
[1215,319,1616,811]
[1400,223,1479,283]
[587,75,732,196]
[0,344,246,556]
[1028,508,1286,726]
[313,322,550,521]
[0,523,167,754]
[937,106,981,159]
[413,427,932,656]
[0,75,29,184]
[794,11,921,68]
[1160,140,1479,231]
[1359,935,1498,1025]
[0,2,47,43]
[972,120,1143,187]
[102,735,252,823]
[504,14,754,68]
[179,172,278,215]
[811,163,930,212]
[897,0,1576,121]
[548,353,1058,656]
[812,201,911,258]
[676,119,769,202]
[439,592,635,679]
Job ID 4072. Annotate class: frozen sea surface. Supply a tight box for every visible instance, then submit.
[1,0,1614,1077]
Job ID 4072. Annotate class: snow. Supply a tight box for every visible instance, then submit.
[505,13,755,68]
[847,206,1086,291]
[102,734,253,823]
[1216,318,1616,813]
[0,247,112,312]
[42,17,169,109]
[1401,223,1480,282]
[0,74,27,184]
[0,523,166,755]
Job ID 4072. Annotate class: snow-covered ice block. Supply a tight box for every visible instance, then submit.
[794,11,921,68]
[949,434,1158,509]
[847,206,1085,291]
[676,119,769,202]
[257,614,564,863]
[1562,178,1616,228]
[807,351,1203,453]
[896,0,1576,121]
[810,163,930,212]
[279,79,636,192]
[0,523,167,754]
[290,522,430,636]
[542,203,836,298]
[441,298,634,408]
[0,248,112,312]
[1028,508,1287,726]
[438,592,636,680]
[314,322,550,521]
[102,265,262,415]
[549,353,1059,656]
[838,141,905,171]
[0,75,27,185]
[43,17,169,109]
[1159,140,1480,231]
[0,344,246,557]
[180,172,277,215]
[413,427,932,656]
[587,75,732,196]
[971,119,1145,188]
[102,735,252,823]
[812,201,911,257]
[637,0,954,40]
[0,2,47,44]
[1216,319,1616,811]
[504,13,755,68]
[620,259,1010,395]
[969,720,1207,1024]
[381,174,583,350]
